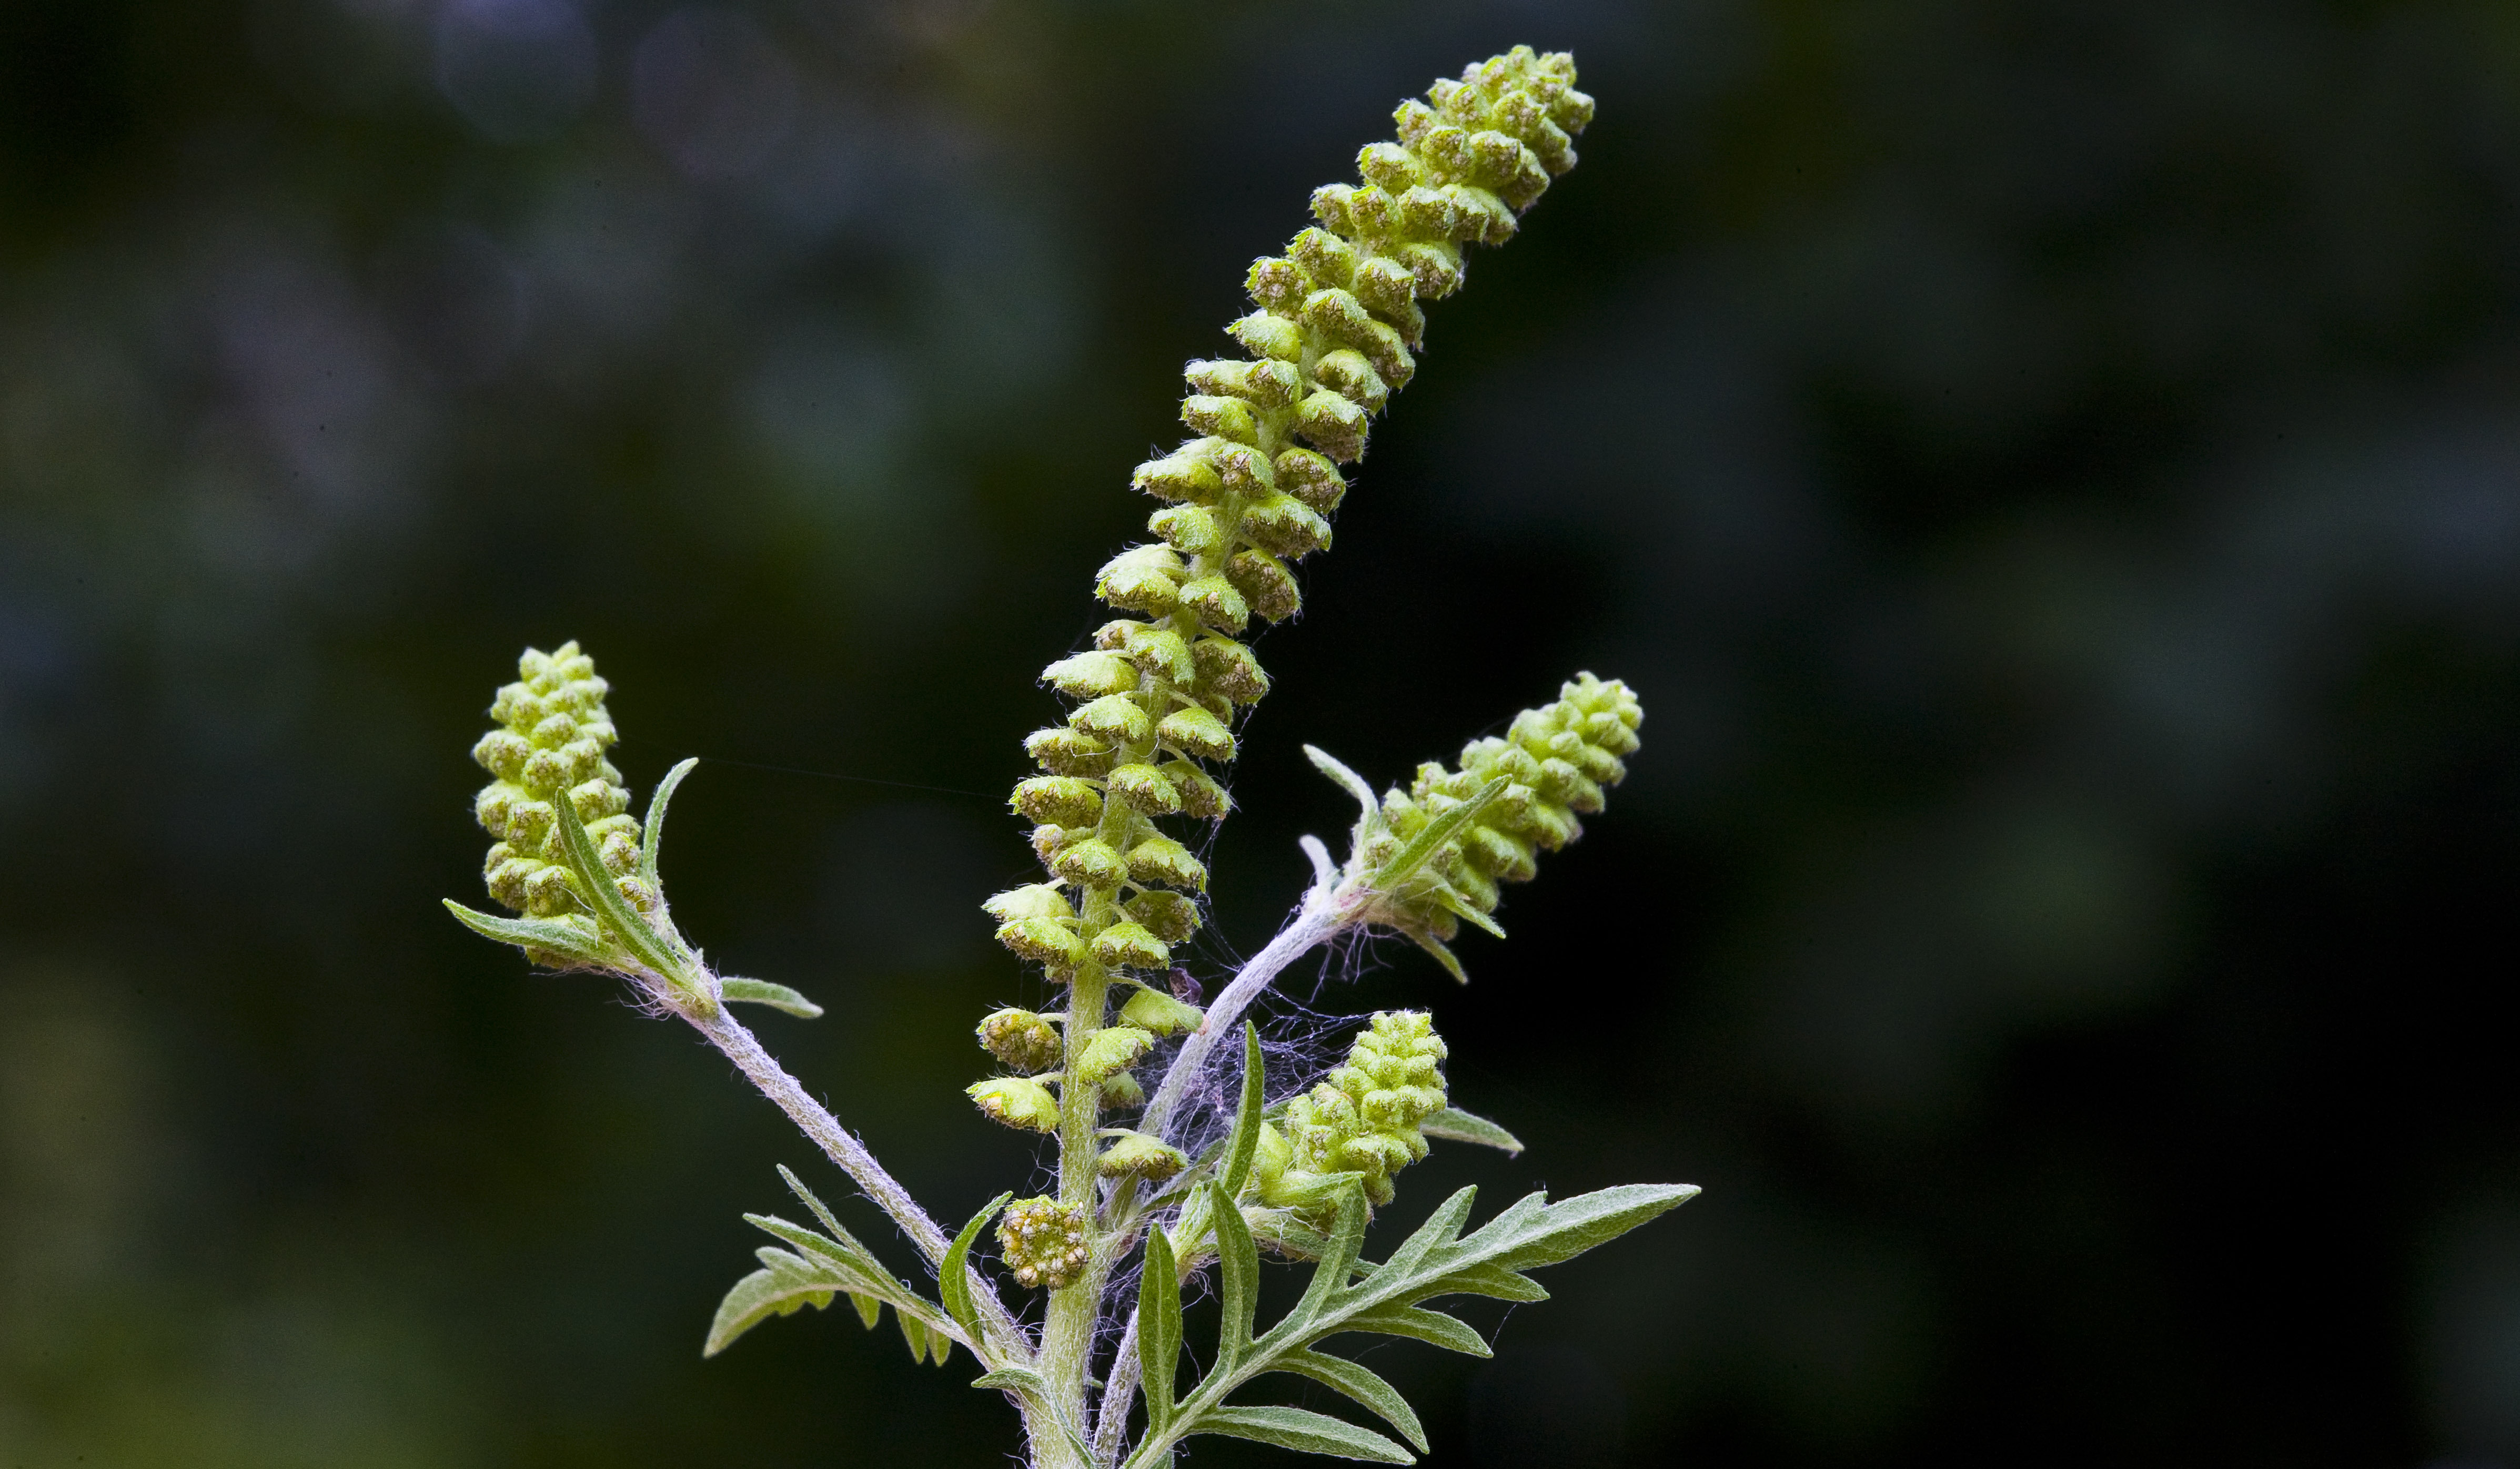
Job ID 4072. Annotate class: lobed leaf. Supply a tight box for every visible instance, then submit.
[721,977,824,1018]
[1267,1351,1428,1454]
[441,900,613,969]
[1140,1224,1184,1433]
[640,755,699,888]
[1419,1107,1523,1155]
[1199,1405,1414,1464]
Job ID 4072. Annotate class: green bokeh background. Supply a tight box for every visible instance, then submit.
[6,2,2520,1465]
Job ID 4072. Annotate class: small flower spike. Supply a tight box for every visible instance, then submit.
[1254,1010,1449,1213]
[471,642,642,920]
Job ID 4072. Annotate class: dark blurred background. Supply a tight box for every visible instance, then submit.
[5,0,2520,1464]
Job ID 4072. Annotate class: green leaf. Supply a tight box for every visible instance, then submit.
[1198,1404,1414,1464]
[703,1248,845,1356]
[1337,1304,1490,1358]
[1221,1023,1265,1201]
[852,1291,884,1329]
[1488,1183,1700,1270]
[1378,1187,1476,1285]
[899,1309,933,1363]
[440,900,613,969]
[1288,1180,1368,1325]
[1431,885,1507,939]
[1436,1262,1548,1303]
[1302,744,1383,839]
[1139,1224,1183,1433]
[1372,777,1507,890]
[1211,1180,1260,1370]
[1406,931,1468,985]
[721,977,823,1018]
[940,1191,1011,1350]
[1420,1107,1523,1156]
[1269,1351,1428,1454]
[640,756,699,888]
[550,779,693,994]
[972,1366,1049,1394]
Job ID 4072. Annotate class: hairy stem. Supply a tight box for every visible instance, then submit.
[684,1000,1031,1360]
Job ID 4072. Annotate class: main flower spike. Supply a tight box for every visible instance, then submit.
[471,641,641,919]
[985,46,1592,1103]
[1253,1011,1449,1214]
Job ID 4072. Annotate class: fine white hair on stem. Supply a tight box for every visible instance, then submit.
[1140,877,1356,1147]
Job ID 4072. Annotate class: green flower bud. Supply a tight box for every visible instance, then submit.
[1156,705,1235,762]
[1181,394,1261,445]
[1176,575,1250,634]
[1096,1131,1188,1182]
[1097,544,1184,614]
[1106,762,1182,815]
[1100,1071,1145,1110]
[1052,838,1128,888]
[1228,311,1305,361]
[996,916,1087,969]
[996,1197,1091,1290]
[1090,921,1171,971]
[1225,551,1301,623]
[1011,776,1104,828]
[1101,622,1194,683]
[969,1077,1063,1133]
[1295,388,1368,462]
[1072,1025,1154,1085]
[1118,985,1204,1037]
[1025,727,1115,778]
[1238,493,1333,560]
[982,883,1073,923]
[1190,636,1269,704]
[1314,349,1390,412]
[1125,836,1207,891]
[1133,447,1224,504]
[1042,651,1140,698]
[1122,889,1202,944]
[1070,695,1152,745]
[978,1008,1063,1073]
[1162,759,1232,818]
[1150,504,1226,558]
[1272,449,1346,512]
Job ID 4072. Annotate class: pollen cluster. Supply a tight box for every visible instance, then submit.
[996,1197,1092,1291]
[470,642,642,919]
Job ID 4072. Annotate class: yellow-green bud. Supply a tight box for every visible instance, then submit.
[1125,837,1207,891]
[1042,651,1140,698]
[1163,759,1232,818]
[1052,837,1128,887]
[996,1197,1090,1290]
[983,883,1073,923]
[1107,762,1182,815]
[968,1076,1062,1133]
[1011,776,1103,828]
[1091,922,1171,971]
[995,917,1086,969]
[1101,1071,1145,1110]
[1118,986,1204,1037]
[977,1008,1063,1073]
[1025,727,1115,777]
[1225,551,1300,623]
[1097,1131,1188,1182]
[1122,890,1201,943]
[1097,545,1184,615]
[1071,694,1153,745]
[1072,1025,1154,1085]
[1156,706,1235,762]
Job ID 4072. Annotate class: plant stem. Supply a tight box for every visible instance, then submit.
[683,1000,1031,1361]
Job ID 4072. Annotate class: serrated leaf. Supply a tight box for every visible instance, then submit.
[1439,1262,1548,1303]
[1336,1304,1490,1358]
[1140,1224,1183,1433]
[1488,1184,1700,1270]
[551,779,692,993]
[1269,1351,1428,1454]
[1373,776,1507,891]
[441,900,613,969]
[640,756,698,887]
[1378,1187,1476,1285]
[940,1191,1011,1350]
[721,977,823,1018]
[704,1252,844,1356]
[1420,1107,1523,1156]
[1221,1023,1265,1201]
[1198,1404,1414,1464]
[1212,1181,1259,1371]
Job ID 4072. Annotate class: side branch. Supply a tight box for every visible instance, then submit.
[686,1001,1031,1357]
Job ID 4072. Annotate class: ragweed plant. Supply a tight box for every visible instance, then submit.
[446,46,1694,1468]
